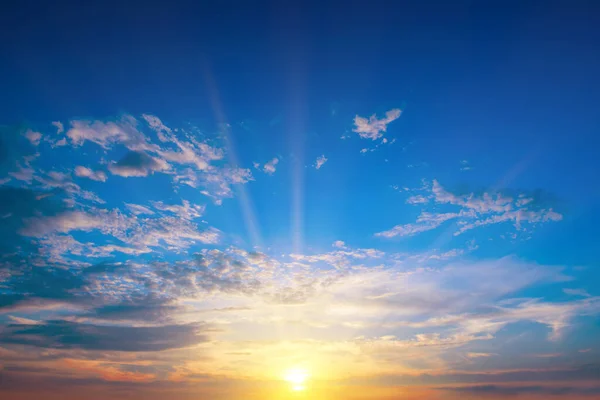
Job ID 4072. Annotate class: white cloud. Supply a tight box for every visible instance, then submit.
[20,206,218,251]
[142,113,172,141]
[66,115,157,153]
[157,134,223,171]
[52,121,64,134]
[406,195,429,205]
[378,179,563,238]
[255,158,279,175]
[74,166,107,182]
[376,211,463,238]
[125,203,155,215]
[152,200,205,220]
[263,158,279,175]
[314,155,328,170]
[332,240,347,249]
[563,288,590,297]
[8,163,35,183]
[20,210,129,237]
[353,108,401,140]
[24,129,42,146]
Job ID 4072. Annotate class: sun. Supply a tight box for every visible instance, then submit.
[283,367,310,391]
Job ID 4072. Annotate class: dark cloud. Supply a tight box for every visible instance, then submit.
[0,267,87,311]
[1,320,209,351]
[90,295,181,322]
[440,384,600,396]
[0,124,33,169]
[0,187,92,311]
[0,186,65,255]
[108,151,167,177]
[352,364,600,386]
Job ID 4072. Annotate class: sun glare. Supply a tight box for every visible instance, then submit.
[283,367,310,391]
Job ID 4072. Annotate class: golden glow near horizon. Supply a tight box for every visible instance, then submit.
[283,367,310,391]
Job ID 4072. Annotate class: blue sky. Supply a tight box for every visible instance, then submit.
[1,1,600,399]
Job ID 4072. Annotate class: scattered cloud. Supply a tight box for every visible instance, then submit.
[52,121,64,134]
[142,113,172,140]
[254,157,279,175]
[0,113,594,394]
[332,240,347,249]
[460,159,472,171]
[66,116,154,151]
[24,129,42,146]
[353,108,401,140]
[406,195,429,205]
[74,166,107,182]
[563,288,591,297]
[108,151,169,177]
[377,179,562,238]
[315,155,328,169]
[126,203,155,216]
[151,200,205,220]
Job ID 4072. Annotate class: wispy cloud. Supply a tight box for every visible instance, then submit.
[460,159,472,171]
[74,166,107,182]
[52,121,64,134]
[563,288,591,297]
[377,179,562,238]
[314,155,328,169]
[24,129,42,146]
[353,109,402,140]
[254,157,279,175]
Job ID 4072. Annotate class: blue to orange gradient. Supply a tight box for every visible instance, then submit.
[1,1,600,399]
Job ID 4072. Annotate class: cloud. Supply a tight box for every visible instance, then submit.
[563,288,591,297]
[314,155,328,169]
[254,157,279,175]
[439,384,600,396]
[466,352,495,358]
[24,129,42,146]
[8,162,35,183]
[151,200,205,220]
[460,159,472,171]
[52,121,64,134]
[19,205,218,251]
[142,113,172,141]
[89,295,182,323]
[74,166,107,182]
[1,320,209,351]
[332,240,347,249]
[377,179,563,238]
[376,211,464,238]
[66,116,154,151]
[263,158,279,174]
[406,195,429,205]
[20,209,127,237]
[125,203,155,215]
[108,151,169,177]
[353,108,401,140]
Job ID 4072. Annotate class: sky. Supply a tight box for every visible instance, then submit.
[1,1,600,399]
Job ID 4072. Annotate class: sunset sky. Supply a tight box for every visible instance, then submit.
[1,1,600,399]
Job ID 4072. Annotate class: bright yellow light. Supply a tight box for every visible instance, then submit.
[283,367,309,391]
